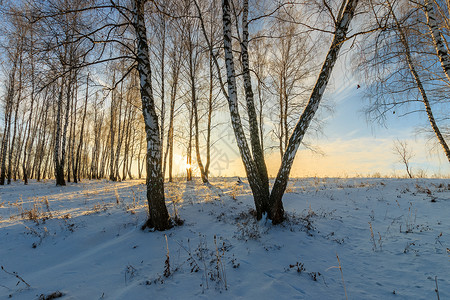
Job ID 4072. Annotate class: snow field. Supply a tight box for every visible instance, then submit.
[0,177,449,299]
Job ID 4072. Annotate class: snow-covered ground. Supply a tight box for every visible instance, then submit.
[0,177,449,299]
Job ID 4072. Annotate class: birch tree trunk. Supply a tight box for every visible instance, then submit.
[269,0,360,223]
[109,74,116,181]
[74,75,89,183]
[192,81,208,183]
[114,86,125,181]
[240,0,270,212]
[121,101,132,181]
[163,48,180,182]
[187,26,208,183]
[13,124,25,181]
[37,95,50,182]
[22,79,35,185]
[159,9,166,160]
[204,49,213,176]
[424,0,450,83]
[0,75,14,185]
[279,74,285,159]
[389,0,450,163]
[22,33,36,184]
[137,132,143,179]
[133,0,171,231]
[67,77,76,183]
[60,72,73,185]
[193,0,219,181]
[186,102,193,181]
[54,79,66,186]
[222,0,269,219]
[1,21,22,185]
[6,79,20,185]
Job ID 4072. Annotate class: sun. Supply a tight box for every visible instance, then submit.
[185,163,191,170]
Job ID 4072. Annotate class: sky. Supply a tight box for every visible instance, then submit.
[1,6,448,180]
[186,58,450,179]
[148,3,449,179]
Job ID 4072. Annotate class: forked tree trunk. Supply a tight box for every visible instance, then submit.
[240,0,270,213]
[133,0,171,231]
[269,0,360,223]
[220,0,358,223]
[222,0,269,219]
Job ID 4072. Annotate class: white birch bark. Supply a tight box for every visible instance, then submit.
[133,0,171,230]
[270,0,360,223]
[222,0,268,217]
[54,79,66,186]
[390,1,450,163]
[0,69,15,185]
[424,0,450,82]
[240,0,270,212]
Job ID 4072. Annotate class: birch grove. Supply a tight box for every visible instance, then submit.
[221,0,360,223]
[0,0,447,230]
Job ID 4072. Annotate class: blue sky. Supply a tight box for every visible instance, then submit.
[204,58,450,178]
[286,70,449,177]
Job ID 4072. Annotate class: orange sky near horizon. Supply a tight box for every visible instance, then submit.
[167,135,449,179]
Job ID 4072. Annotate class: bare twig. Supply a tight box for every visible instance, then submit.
[1,266,31,288]
[435,276,440,300]
[369,222,377,251]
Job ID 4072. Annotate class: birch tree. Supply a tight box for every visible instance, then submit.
[18,0,173,229]
[423,0,450,82]
[390,0,450,163]
[267,12,317,159]
[133,0,171,230]
[162,28,183,182]
[355,0,450,163]
[421,0,450,161]
[222,0,360,223]
[393,139,414,178]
